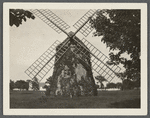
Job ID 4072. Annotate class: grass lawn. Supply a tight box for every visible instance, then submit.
[10,89,140,108]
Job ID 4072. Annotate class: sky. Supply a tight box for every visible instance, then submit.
[10,9,125,83]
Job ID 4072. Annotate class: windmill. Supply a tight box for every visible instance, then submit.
[25,9,121,97]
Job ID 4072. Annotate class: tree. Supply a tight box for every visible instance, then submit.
[10,9,35,27]
[43,85,48,89]
[90,10,140,81]
[32,77,39,91]
[44,76,53,96]
[15,80,29,91]
[95,75,107,89]
[122,79,134,90]
[45,76,53,86]
[122,78,140,90]
[106,83,117,88]
[10,80,15,90]
[116,82,123,90]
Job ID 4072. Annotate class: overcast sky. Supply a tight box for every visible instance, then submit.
[10,9,125,83]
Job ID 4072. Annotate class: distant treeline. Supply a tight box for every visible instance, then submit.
[96,79,140,90]
[10,80,29,91]
[10,80,39,91]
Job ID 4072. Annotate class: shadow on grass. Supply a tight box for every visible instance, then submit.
[109,98,140,108]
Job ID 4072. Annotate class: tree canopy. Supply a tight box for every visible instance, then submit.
[95,75,107,83]
[44,77,53,96]
[10,9,35,27]
[91,10,140,81]
[32,77,39,91]
[95,75,107,89]
[10,80,15,90]
[106,82,117,88]
[45,76,53,86]
[13,80,29,90]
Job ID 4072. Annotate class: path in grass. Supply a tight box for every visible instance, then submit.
[10,89,140,108]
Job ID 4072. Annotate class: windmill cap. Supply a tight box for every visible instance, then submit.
[68,31,75,37]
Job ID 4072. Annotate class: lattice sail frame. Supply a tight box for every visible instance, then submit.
[25,39,70,83]
[73,9,97,37]
[30,9,70,34]
[25,9,121,83]
[73,38,121,83]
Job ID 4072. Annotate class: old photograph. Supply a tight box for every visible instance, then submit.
[3,3,147,115]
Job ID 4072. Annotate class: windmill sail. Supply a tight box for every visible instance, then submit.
[73,9,97,37]
[30,9,70,34]
[73,38,121,82]
[25,39,70,82]
[25,9,122,95]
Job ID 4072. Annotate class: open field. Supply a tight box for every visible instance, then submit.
[10,89,140,108]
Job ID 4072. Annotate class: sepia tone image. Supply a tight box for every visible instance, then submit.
[9,8,141,109]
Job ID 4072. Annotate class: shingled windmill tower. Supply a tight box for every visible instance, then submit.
[52,32,97,97]
[25,9,121,97]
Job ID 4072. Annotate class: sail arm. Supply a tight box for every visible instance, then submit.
[25,39,70,83]
[73,9,99,37]
[30,9,70,35]
[73,38,121,82]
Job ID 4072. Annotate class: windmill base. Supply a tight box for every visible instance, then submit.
[49,46,97,97]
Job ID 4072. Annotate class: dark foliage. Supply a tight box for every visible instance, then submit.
[45,76,53,85]
[32,77,39,91]
[116,82,123,89]
[122,79,140,90]
[10,80,15,90]
[95,75,107,89]
[43,84,51,96]
[15,80,29,90]
[44,77,53,96]
[106,82,117,88]
[91,10,140,81]
[10,9,35,27]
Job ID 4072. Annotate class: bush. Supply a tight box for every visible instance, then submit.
[15,80,29,90]
[10,80,15,90]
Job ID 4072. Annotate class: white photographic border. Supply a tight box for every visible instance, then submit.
[3,3,147,115]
